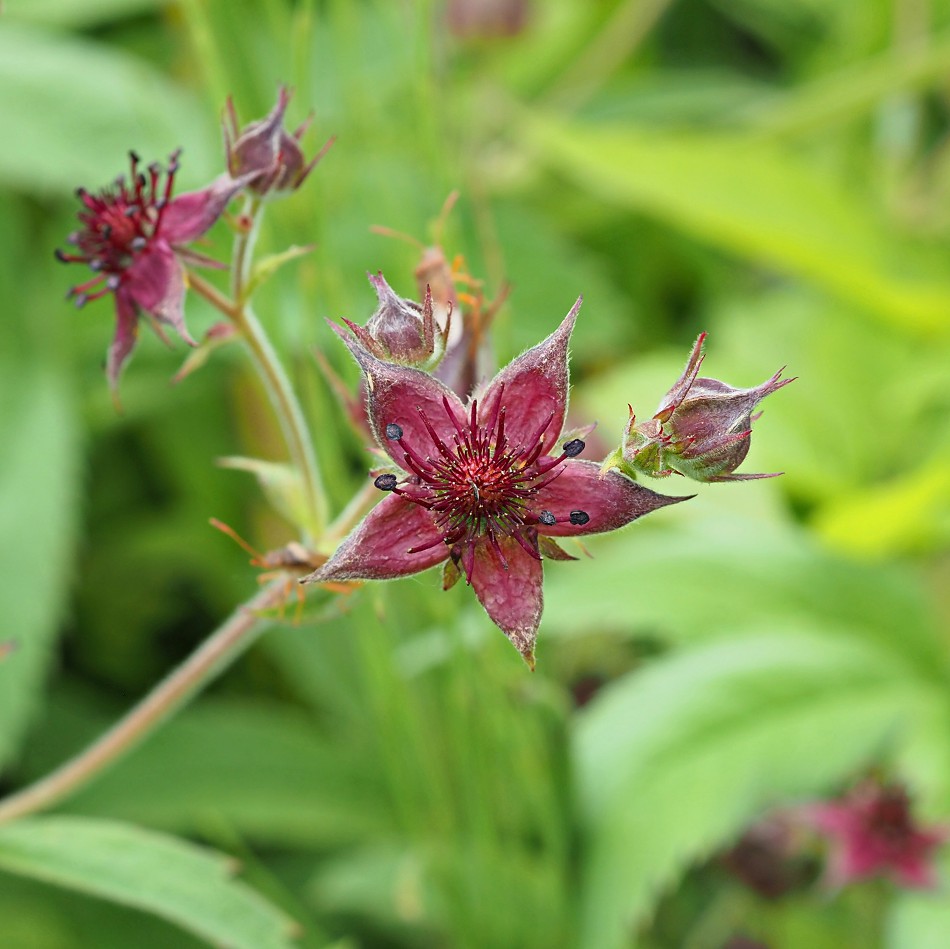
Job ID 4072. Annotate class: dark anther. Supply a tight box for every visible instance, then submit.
[374,473,398,491]
[89,259,103,271]
[538,511,556,526]
[123,206,137,218]
[385,422,403,440]
[74,294,88,308]
[54,249,69,263]
[101,225,113,239]
[569,510,590,526]
[562,438,585,457]
[129,150,141,163]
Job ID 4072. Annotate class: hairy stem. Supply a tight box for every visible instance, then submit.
[0,581,288,825]
[232,201,327,539]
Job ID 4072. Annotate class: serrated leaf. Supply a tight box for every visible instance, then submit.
[0,817,299,949]
[0,25,214,195]
[519,113,950,334]
[0,367,80,773]
[572,631,935,949]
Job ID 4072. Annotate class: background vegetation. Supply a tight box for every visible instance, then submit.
[1,0,950,946]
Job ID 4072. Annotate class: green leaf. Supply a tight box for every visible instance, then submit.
[0,367,80,772]
[0,25,215,195]
[572,631,934,949]
[518,113,950,334]
[4,0,162,29]
[0,817,299,949]
[47,700,390,848]
[886,867,950,949]
[542,509,945,679]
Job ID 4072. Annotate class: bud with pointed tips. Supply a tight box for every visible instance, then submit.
[339,273,450,369]
[223,86,333,198]
[621,333,793,483]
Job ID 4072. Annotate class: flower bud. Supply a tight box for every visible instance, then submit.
[622,333,792,483]
[223,87,333,198]
[339,273,450,368]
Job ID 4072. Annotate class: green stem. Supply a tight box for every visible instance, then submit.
[193,199,327,540]
[0,581,288,825]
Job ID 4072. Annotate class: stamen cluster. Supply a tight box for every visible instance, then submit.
[57,150,180,306]
[374,388,586,575]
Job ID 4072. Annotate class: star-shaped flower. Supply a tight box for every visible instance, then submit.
[303,298,688,666]
[56,150,248,399]
[810,781,948,889]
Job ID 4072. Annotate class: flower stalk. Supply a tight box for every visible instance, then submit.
[0,580,288,825]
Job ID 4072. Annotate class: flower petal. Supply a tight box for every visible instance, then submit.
[161,173,251,245]
[468,534,543,668]
[479,297,580,455]
[106,289,140,395]
[125,242,196,345]
[531,459,691,536]
[301,493,448,582]
[331,321,467,467]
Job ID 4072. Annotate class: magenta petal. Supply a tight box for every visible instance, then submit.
[480,297,580,455]
[301,493,448,582]
[331,322,467,466]
[107,289,140,392]
[532,459,691,536]
[161,173,250,244]
[468,534,543,666]
[126,243,196,345]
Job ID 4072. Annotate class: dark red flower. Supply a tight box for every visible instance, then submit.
[810,781,948,889]
[302,298,688,666]
[56,150,247,396]
[622,333,792,482]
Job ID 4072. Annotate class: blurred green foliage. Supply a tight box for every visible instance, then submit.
[1,0,950,946]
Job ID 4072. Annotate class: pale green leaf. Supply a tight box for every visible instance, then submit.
[573,631,934,949]
[542,509,944,678]
[0,817,299,949]
[47,700,390,848]
[0,25,215,195]
[0,368,80,772]
[518,113,950,334]
[4,0,162,28]
[886,872,950,949]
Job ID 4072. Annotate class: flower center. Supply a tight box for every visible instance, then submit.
[374,388,586,564]
[55,150,180,306]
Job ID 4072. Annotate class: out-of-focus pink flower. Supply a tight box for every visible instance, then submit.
[223,86,333,198]
[622,333,792,482]
[56,150,246,397]
[810,781,948,889]
[302,298,688,666]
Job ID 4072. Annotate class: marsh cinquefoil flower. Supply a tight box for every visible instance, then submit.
[621,333,792,482]
[302,298,687,666]
[56,150,248,396]
[810,781,947,889]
